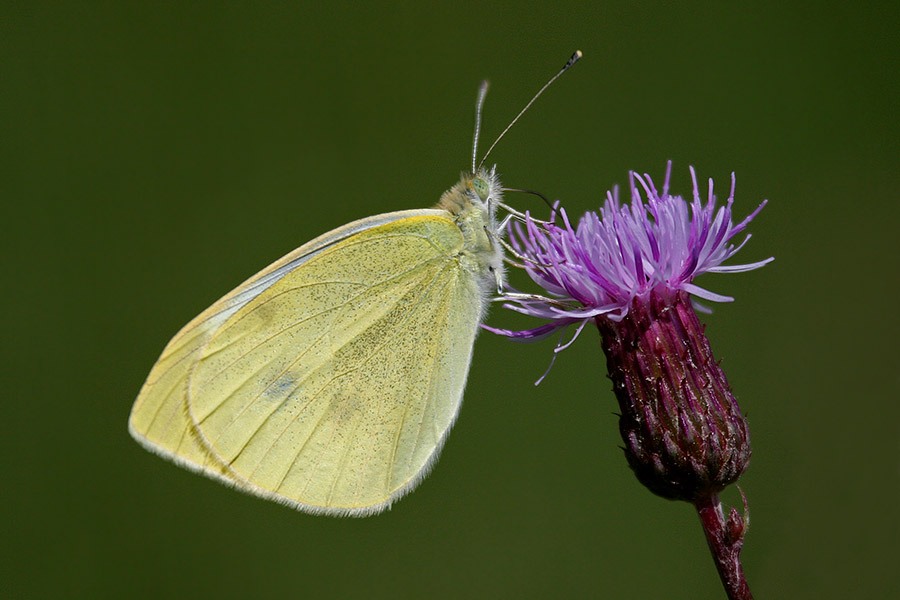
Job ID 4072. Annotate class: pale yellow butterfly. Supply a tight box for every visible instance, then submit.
[128,52,581,516]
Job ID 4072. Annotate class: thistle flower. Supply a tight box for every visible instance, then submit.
[492,162,771,600]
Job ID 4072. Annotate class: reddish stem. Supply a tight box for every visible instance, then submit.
[694,493,753,599]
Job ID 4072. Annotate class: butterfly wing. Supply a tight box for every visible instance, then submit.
[129,210,487,515]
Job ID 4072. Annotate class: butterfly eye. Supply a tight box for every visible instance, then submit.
[472,177,490,201]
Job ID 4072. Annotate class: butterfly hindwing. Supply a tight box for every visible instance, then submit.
[130,211,486,515]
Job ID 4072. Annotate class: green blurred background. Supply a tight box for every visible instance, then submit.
[3,2,897,598]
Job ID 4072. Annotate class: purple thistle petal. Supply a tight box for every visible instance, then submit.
[481,321,570,341]
[491,163,773,341]
[682,283,734,303]
[707,257,774,273]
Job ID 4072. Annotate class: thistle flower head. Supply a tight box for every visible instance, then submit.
[495,161,772,340]
[492,163,772,504]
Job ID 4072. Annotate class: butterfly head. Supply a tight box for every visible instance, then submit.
[467,166,504,212]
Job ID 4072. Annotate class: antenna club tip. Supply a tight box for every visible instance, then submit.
[563,50,583,70]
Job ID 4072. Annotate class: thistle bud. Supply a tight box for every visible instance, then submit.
[596,288,750,502]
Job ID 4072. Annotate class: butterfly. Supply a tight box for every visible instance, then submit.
[128,52,581,516]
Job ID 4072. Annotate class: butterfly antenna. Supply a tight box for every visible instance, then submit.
[471,80,490,174]
[478,50,582,171]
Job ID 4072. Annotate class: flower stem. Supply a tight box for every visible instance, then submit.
[694,493,752,599]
